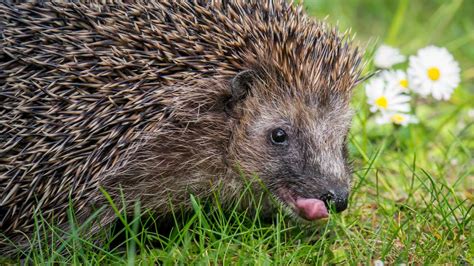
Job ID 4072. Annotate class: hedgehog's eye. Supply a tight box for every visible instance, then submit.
[270,128,288,145]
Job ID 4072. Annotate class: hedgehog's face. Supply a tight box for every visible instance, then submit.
[227,71,353,221]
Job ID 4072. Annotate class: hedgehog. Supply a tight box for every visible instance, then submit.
[0,0,362,252]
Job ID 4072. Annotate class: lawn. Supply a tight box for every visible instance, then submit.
[2,0,473,264]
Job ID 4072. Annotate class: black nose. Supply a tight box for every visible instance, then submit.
[321,190,348,213]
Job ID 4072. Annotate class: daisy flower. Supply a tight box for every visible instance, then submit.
[408,45,461,100]
[373,44,406,69]
[365,75,411,113]
[375,112,418,126]
[382,70,410,92]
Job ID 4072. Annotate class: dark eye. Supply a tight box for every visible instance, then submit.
[270,128,288,145]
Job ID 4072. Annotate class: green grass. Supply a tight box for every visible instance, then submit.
[2,0,473,264]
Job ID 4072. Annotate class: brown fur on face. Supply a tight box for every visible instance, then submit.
[0,0,362,253]
[226,68,354,215]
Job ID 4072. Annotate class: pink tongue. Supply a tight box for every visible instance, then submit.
[295,198,329,220]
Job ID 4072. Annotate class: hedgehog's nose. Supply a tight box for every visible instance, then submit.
[321,189,349,213]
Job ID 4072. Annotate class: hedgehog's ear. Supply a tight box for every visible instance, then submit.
[225,70,256,116]
[230,70,255,101]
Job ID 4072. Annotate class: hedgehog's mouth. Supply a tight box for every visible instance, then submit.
[277,187,329,221]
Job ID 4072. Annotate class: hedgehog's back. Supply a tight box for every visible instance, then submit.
[0,0,258,249]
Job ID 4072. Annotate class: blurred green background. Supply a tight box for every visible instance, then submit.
[306,0,474,83]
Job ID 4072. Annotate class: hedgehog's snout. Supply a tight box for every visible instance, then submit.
[320,189,349,213]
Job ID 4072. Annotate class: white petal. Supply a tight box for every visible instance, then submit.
[374,45,406,69]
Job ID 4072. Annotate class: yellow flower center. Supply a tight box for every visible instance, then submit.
[399,79,408,89]
[427,67,441,81]
[375,96,388,109]
[390,114,406,124]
